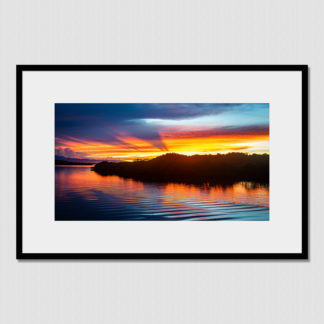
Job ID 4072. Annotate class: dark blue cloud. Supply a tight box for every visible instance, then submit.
[56,103,233,123]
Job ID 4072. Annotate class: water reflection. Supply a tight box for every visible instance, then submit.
[55,166,269,221]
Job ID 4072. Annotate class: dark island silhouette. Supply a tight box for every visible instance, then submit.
[92,153,269,185]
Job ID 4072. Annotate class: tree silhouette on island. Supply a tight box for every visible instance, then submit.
[92,153,269,186]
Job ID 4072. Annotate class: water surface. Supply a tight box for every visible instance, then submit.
[55,166,269,221]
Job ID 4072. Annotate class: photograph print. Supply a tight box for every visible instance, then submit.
[55,103,270,221]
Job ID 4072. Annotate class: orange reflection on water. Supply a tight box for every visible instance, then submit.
[56,166,269,208]
[55,166,145,201]
[162,182,269,207]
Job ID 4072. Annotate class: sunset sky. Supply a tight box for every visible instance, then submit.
[55,103,269,162]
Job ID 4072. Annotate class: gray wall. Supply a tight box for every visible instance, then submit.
[0,1,321,323]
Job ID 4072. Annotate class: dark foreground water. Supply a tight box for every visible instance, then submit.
[55,166,269,221]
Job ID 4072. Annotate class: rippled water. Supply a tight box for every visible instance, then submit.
[55,166,269,221]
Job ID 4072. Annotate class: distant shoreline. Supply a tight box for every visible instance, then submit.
[55,159,94,166]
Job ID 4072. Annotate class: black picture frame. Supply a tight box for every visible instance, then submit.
[16,65,308,260]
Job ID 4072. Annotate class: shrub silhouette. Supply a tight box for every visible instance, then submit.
[93,153,269,185]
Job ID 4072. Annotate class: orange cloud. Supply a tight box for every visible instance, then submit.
[56,125,269,161]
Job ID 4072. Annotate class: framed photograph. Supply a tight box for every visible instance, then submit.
[17,65,308,259]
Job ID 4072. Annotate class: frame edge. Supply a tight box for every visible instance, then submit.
[16,64,309,260]
[16,65,23,259]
